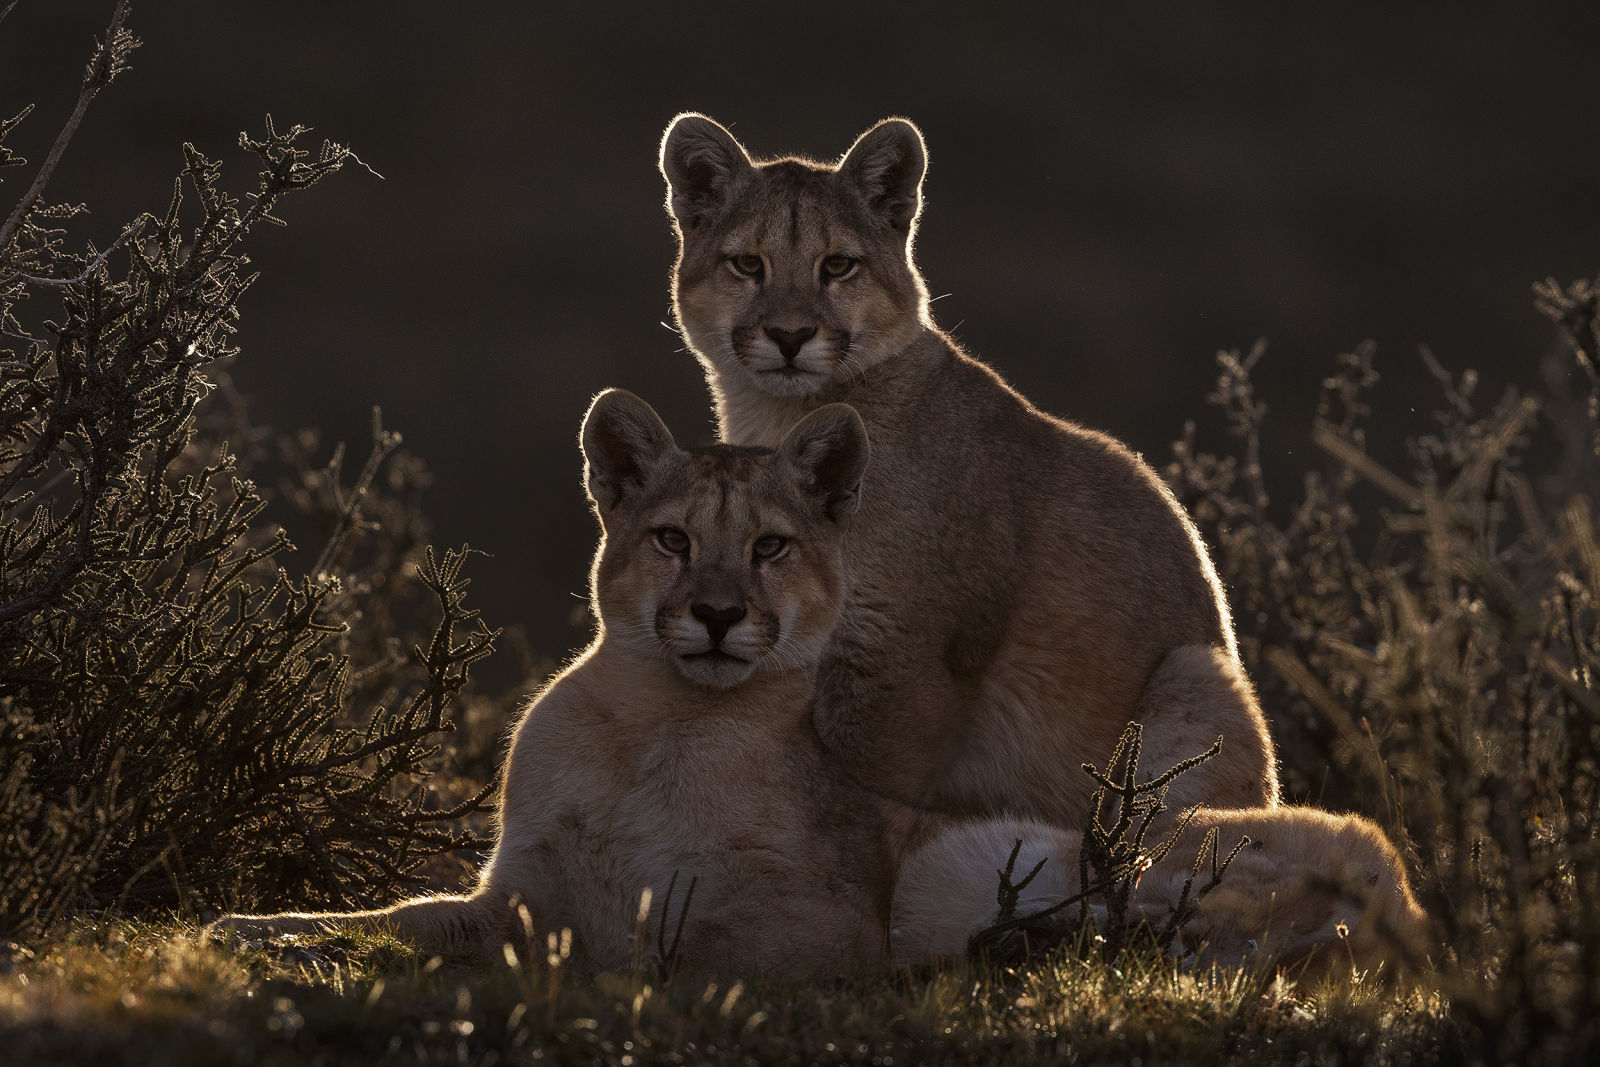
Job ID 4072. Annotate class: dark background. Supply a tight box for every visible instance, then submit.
[4,3,1598,660]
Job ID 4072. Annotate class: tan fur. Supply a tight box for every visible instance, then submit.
[212,392,939,975]
[891,806,1434,974]
[210,395,1425,978]
[660,115,1279,823]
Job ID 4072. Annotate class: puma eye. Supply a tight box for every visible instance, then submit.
[729,253,765,278]
[655,527,690,556]
[820,255,858,280]
[752,534,789,561]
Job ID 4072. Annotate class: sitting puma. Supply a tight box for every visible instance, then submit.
[660,115,1279,823]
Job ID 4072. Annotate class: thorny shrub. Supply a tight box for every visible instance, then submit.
[1167,280,1600,1061]
[0,10,498,941]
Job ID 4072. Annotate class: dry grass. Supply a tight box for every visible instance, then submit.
[0,918,1455,1066]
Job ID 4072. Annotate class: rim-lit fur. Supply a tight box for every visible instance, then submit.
[660,114,1281,825]
[891,806,1436,975]
[207,395,1427,979]
[582,390,865,691]
[211,394,909,977]
[662,114,930,401]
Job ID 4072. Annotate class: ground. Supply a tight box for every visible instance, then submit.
[0,918,1456,1066]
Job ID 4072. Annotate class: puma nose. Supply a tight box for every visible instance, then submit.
[690,602,746,645]
[764,326,816,363]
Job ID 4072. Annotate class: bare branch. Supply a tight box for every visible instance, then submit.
[9,218,143,286]
[0,0,137,256]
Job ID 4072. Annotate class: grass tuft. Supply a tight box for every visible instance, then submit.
[0,918,1459,1066]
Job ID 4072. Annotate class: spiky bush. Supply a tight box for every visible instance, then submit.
[0,10,496,940]
[1167,284,1600,1061]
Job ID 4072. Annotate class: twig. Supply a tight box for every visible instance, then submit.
[1076,724,1229,958]
[970,874,1116,957]
[1311,423,1423,510]
[994,837,1048,915]
[112,839,177,916]
[655,870,697,975]
[12,219,142,286]
[1154,823,1250,954]
[308,407,402,581]
[0,0,133,256]
[344,150,386,180]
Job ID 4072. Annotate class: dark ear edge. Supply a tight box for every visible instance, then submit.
[837,117,927,233]
[778,403,870,522]
[581,388,677,512]
[659,113,753,230]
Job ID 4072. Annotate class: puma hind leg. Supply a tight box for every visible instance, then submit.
[1135,643,1280,812]
[887,805,1432,973]
[889,817,1080,965]
[1141,806,1436,974]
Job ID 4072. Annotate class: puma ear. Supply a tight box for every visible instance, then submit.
[837,118,926,234]
[660,113,753,230]
[778,404,869,522]
[581,389,677,512]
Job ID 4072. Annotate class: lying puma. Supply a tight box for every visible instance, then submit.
[211,390,1020,974]
[660,115,1278,823]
